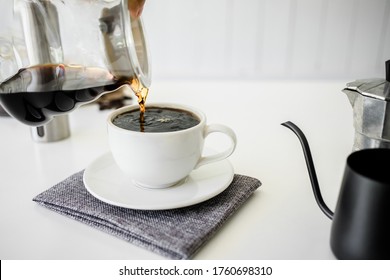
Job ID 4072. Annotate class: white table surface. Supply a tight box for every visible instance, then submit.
[0,79,354,260]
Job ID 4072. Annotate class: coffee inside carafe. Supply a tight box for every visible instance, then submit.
[0,64,146,126]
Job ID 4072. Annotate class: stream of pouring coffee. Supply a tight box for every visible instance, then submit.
[130,77,148,132]
[130,77,148,114]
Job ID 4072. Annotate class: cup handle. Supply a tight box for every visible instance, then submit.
[195,124,237,169]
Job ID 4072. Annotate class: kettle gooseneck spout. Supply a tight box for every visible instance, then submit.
[281,121,334,220]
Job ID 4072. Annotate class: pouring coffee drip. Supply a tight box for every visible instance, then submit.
[130,76,149,114]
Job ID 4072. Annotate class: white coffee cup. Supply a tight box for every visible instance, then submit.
[107,102,237,188]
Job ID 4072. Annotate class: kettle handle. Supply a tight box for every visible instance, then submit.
[282,121,334,220]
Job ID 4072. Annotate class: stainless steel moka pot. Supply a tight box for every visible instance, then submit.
[343,60,390,150]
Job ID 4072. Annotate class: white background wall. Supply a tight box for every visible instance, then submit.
[1,0,388,81]
[142,0,390,80]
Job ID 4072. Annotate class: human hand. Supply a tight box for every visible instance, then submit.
[128,0,145,18]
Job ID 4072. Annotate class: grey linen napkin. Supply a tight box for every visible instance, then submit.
[33,171,261,259]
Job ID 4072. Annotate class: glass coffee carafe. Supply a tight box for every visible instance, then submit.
[0,0,151,132]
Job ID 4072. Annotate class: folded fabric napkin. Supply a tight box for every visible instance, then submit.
[33,171,261,259]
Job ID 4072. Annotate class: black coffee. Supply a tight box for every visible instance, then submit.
[0,85,124,126]
[113,107,200,133]
[0,64,147,126]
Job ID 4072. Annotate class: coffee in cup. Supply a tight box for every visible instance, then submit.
[112,107,200,133]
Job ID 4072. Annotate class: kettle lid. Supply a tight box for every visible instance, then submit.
[344,60,390,101]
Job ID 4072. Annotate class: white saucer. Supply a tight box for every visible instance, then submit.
[83,152,234,210]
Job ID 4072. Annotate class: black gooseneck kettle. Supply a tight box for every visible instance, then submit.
[282,121,390,260]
